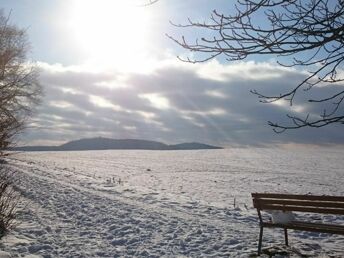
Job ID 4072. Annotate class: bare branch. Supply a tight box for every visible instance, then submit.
[0,9,42,156]
[168,0,344,131]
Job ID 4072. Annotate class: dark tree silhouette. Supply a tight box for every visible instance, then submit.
[0,10,41,156]
[167,0,344,132]
[0,10,41,237]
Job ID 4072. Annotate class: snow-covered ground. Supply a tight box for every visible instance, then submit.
[1,147,344,257]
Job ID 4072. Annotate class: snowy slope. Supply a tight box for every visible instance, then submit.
[1,148,344,257]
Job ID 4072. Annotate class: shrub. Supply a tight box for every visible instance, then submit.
[0,165,20,238]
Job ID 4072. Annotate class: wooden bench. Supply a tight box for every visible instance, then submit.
[251,193,344,255]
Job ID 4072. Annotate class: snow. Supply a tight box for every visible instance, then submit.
[1,147,344,257]
[271,211,295,224]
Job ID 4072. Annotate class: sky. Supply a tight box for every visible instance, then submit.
[2,0,344,147]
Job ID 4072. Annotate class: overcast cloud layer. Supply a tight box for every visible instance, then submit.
[22,60,344,147]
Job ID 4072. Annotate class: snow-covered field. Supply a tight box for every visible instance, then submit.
[1,147,344,257]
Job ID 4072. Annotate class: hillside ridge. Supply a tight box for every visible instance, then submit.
[13,137,223,151]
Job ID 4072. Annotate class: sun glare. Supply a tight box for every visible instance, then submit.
[68,0,152,71]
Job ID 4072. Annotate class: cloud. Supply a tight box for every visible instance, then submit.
[21,60,344,146]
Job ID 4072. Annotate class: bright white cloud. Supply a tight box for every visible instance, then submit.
[205,90,228,99]
[49,101,74,109]
[123,125,137,131]
[89,95,122,111]
[139,93,171,110]
[196,59,296,82]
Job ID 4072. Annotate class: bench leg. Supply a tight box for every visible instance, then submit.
[284,228,288,246]
[258,226,263,255]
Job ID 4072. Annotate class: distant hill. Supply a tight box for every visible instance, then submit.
[12,137,223,151]
[168,142,221,150]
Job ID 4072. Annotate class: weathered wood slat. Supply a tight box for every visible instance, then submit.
[291,221,344,230]
[251,193,344,202]
[257,204,344,215]
[253,199,344,208]
[262,222,344,235]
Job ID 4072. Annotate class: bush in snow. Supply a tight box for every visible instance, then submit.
[0,166,20,238]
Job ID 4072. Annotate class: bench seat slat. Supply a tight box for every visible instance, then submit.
[253,199,344,208]
[262,221,344,235]
[257,204,344,215]
[292,221,344,230]
[252,193,344,202]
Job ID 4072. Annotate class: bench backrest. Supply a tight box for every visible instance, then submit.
[252,193,344,215]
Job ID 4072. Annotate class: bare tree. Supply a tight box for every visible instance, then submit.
[0,10,41,155]
[0,10,41,237]
[167,0,344,132]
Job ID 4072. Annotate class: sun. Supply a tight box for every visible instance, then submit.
[68,0,153,71]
